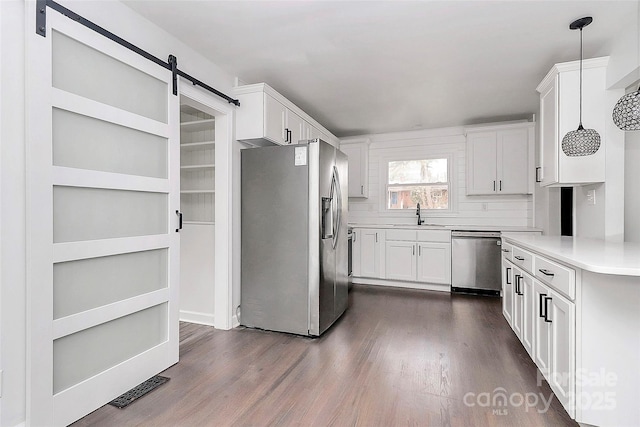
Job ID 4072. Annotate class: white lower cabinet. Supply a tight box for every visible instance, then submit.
[547,286,575,411]
[352,228,382,278]
[501,258,514,327]
[385,240,416,281]
[520,272,535,356]
[512,266,524,338]
[416,242,451,284]
[353,228,451,288]
[384,240,451,284]
[503,239,576,419]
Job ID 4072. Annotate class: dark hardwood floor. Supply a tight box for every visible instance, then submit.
[73,285,576,426]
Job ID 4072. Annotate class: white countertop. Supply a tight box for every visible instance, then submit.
[502,233,640,276]
[349,223,542,233]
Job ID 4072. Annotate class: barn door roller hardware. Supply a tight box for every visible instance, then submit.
[36,0,240,106]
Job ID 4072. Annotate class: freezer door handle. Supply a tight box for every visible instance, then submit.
[322,197,334,240]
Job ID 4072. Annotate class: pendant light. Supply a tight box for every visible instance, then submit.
[561,17,601,157]
[613,87,640,130]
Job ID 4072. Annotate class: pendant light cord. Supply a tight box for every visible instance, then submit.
[579,27,583,128]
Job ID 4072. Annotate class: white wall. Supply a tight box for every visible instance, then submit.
[0,0,237,424]
[1,1,27,425]
[573,88,626,241]
[345,126,533,227]
[624,110,640,242]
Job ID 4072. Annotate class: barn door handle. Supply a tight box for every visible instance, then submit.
[176,210,183,232]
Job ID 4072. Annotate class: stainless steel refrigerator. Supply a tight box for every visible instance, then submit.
[241,139,349,336]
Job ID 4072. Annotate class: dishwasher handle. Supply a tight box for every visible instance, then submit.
[451,231,501,238]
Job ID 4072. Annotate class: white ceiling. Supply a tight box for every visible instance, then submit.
[124,1,638,137]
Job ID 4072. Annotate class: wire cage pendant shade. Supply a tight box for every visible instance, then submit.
[612,86,640,131]
[561,17,601,157]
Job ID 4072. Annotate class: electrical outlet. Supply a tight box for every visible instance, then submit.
[587,190,596,205]
[482,203,488,211]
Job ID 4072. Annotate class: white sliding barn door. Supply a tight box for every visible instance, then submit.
[26,9,179,427]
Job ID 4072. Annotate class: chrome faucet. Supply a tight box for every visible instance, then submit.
[416,203,424,225]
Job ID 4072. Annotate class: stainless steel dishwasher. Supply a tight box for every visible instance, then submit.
[451,231,502,296]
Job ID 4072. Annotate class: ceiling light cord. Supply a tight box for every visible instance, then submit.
[579,26,583,130]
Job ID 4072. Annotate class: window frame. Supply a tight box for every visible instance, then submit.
[380,153,456,215]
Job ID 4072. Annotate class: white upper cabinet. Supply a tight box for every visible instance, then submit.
[536,57,608,187]
[233,83,339,147]
[466,122,534,195]
[339,139,369,198]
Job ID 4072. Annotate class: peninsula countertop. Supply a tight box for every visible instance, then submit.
[501,233,640,276]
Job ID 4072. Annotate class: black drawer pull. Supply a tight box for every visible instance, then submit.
[538,268,555,277]
[514,255,525,261]
[502,249,510,253]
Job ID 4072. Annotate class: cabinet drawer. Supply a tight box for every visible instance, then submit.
[501,241,513,261]
[385,230,417,241]
[535,256,575,300]
[417,230,451,243]
[511,246,533,274]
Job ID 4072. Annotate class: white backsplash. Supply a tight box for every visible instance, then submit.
[345,127,533,227]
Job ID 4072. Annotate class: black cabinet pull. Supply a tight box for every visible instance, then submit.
[543,296,552,323]
[502,248,510,253]
[514,274,520,294]
[516,276,524,296]
[499,180,502,191]
[506,267,511,284]
[538,268,555,277]
[514,255,525,261]
[535,167,542,183]
[493,180,496,191]
[539,293,546,318]
[176,210,183,232]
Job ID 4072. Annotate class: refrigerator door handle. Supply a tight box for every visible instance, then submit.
[331,166,342,249]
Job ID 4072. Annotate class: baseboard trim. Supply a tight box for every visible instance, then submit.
[179,310,215,326]
[352,277,451,293]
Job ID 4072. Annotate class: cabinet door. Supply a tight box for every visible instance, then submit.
[502,259,514,327]
[549,289,575,412]
[534,280,552,378]
[497,128,530,194]
[352,230,362,277]
[467,131,497,195]
[539,80,559,186]
[286,109,304,145]
[341,144,368,198]
[513,267,524,338]
[264,94,288,145]
[358,229,380,278]
[521,272,535,356]
[385,241,416,281]
[416,242,451,284]
[301,120,312,141]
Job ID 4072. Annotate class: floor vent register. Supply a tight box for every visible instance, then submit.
[108,375,170,409]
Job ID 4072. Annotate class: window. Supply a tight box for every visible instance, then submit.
[387,158,449,210]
